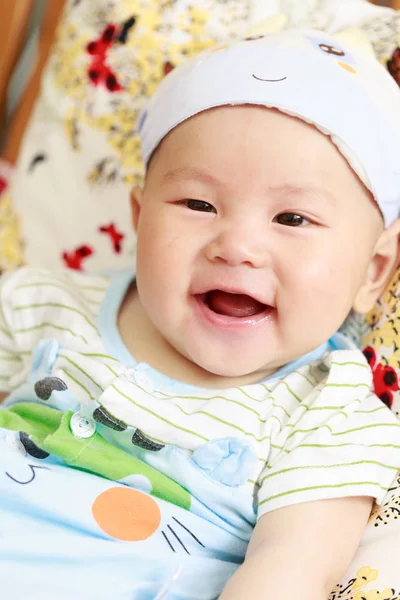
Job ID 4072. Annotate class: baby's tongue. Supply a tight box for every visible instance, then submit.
[206,290,265,318]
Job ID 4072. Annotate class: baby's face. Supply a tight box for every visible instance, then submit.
[133,105,383,380]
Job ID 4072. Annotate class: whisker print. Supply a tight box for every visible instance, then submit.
[162,530,175,552]
[172,517,205,547]
[167,525,190,554]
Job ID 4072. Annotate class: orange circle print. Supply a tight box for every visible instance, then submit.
[92,487,161,541]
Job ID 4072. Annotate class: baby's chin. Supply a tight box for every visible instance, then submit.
[185,354,279,388]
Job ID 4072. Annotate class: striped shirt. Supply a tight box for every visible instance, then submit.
[0,266,399,519]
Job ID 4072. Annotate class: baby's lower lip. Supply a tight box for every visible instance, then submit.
[192,295,274,329]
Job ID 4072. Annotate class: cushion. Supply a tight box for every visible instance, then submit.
[8,0,252,272]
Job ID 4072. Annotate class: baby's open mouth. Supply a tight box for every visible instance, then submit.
[202,290,267,318]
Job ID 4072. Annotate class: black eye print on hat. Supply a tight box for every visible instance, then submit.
[318,43,345,57]
[307,36,355,66]
[245,34,266,42]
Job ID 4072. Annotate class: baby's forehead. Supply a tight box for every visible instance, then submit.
[139,30,400,227]
[149,105,366,196]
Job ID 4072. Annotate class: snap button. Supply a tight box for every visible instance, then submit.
[6,431,26,456]
[70,412,96,439]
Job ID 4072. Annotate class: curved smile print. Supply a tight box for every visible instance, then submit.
[252,74,287,83]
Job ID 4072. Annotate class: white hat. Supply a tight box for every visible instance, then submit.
[138,30,400,227]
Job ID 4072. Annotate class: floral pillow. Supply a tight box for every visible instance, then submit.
[7,0,252,273]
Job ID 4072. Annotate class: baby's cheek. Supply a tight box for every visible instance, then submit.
[292,259,353,319]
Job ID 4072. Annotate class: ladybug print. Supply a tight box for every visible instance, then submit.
[86,24,123,92]
[363,346,399,409]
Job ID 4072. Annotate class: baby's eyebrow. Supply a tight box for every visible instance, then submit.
[270,183,338,206]
[162,167,221,187]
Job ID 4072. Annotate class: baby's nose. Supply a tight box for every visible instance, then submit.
[205,226,268,268]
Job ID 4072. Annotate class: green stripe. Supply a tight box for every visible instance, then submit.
[15,281,103,304]
[16,281,108,293]
[260,459,398,485]
[280,380,302,403]
[146,389,275,421]
[174,403,274,442]
[267,396,290,418]
[155,390,172,398]
[105,364,119,377]
[0,302,6,325]
[354,406,386,415]
[308,365,313,377]
[0,355,20,362]
[15,322,89,344]
[331,360,369,369]
[286,421,400,442]
[13,302,98,331]
[59,354,104,392]
[81,352,120,363]
[325,382,370,389]
[261,383,272,394]
[0,326,12,338]
[257,455,269,463]
[259,480,387,506]
[308,404,351,412]
[111,383,209,442]
[237,387,263,402]
[64,369,94,400]
[270,443,284,451]
[298,442,400,450]
[294,371,315,386]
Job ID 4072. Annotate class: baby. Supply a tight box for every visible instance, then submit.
[1,30,400,600]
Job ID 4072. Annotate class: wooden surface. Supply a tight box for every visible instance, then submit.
[0,0,33,140]
[375,0,400,6]
[1,0,65,163]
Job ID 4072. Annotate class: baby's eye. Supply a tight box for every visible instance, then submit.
[184,199,216,213]
[274,213,309,227]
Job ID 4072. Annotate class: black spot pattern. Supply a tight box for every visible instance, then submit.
[34,377,68,400]
[28,153,47,173]
[118,16,137,44]
[132,429,165,451]
[93,406,127,431]
[19,432,49,459]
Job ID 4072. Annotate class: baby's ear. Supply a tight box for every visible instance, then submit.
[353,218,400,314]
[130,187,143,232]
